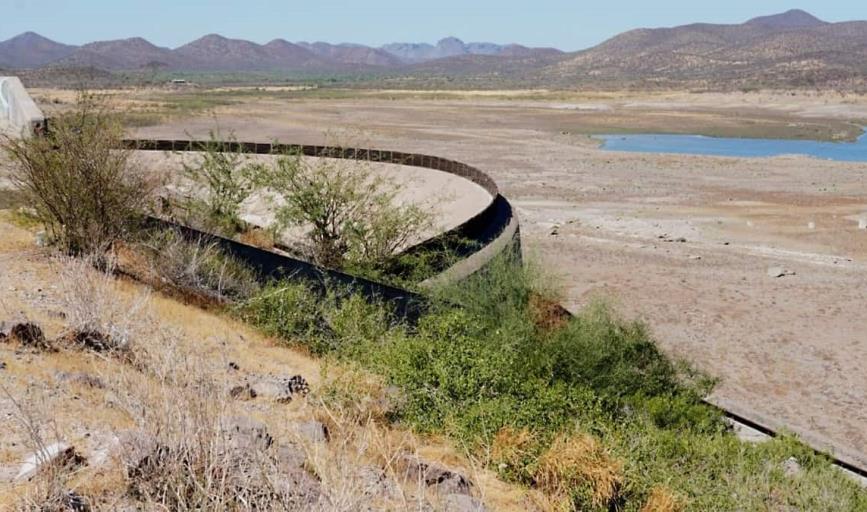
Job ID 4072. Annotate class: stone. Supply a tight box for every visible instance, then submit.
[400,454,472,496]
[767,267,796,278]
[16,442,87,481]
[249,375,309,403]
[354,465,401,500]
[441,494,487,512]
[273,443,307,469]
[229,383,257,401]
[114,430,159,474]
[0,361,6,370]
[292,420,329,443]
[250,380,294,403]
[782,456,802,477]
[222,415,273,451]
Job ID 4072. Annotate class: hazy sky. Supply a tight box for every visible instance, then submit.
[0,1,863,51]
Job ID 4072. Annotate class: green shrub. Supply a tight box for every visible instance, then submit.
[250,149,433,270]
[238,281,324,349]
[2,93,154,254]
[181,131,256,236]
[236,249,867,510]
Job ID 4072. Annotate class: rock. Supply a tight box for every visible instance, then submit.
[767,267,796,278]
[16,442,87,481]
[292,420,329,443]
[55,371,106,389]
[250,380,294,404]
[441,494,487,512]
[114,430,159,474]
[400,455,473,496]
[0,361,6,370]
[250,375,309,404]
[688,254,702,260]
[269,444,321,507]
[229,383,257,401]
[10,322,50,349]
[228,361,240,371]
[222,415,273,451]
[675,237,687,243]
[273,443,307,469]
[783,456,802,477]
[354,465,401,500]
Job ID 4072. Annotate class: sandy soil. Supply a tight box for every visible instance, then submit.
[116,90,867,467]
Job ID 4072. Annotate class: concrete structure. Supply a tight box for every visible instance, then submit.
[0,76,45,137]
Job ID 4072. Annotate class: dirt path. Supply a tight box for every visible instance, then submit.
[126,92,867,465]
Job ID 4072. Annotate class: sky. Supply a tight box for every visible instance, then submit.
[0,0,863,51]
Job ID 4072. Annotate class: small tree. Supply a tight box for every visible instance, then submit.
[254,151,432,270]
[2,93,153,254]
[180,132,256,236]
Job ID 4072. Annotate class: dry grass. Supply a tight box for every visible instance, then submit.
[640,486,684,512]
[535,433,624,509]
[491,427,537,471]
[0,219,531,511]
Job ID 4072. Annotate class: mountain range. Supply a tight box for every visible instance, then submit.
[1,10,866,90]
[0,32,559,72]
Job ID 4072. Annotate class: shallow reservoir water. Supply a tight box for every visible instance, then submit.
[597,131,867,162]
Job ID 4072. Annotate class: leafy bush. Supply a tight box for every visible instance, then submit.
[239,249,867,510]
[251,150,432,269]
[2,93,154,254]
[181,132,256,235]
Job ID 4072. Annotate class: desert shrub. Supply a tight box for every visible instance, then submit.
[141,228,260,302]
[238,249,867,510]
[1,93,154,255]
[251,150,433,270]
[181,131,256,235]
[238,280,328,352]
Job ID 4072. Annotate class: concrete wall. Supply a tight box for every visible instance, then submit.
[0,76,46,137]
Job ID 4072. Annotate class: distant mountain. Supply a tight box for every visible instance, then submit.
[55,38,177,70]
[3,10,867,91]
[379,37,559,63]
[296,42,402,67]
[0,32,76,68]
[544,9,867,88]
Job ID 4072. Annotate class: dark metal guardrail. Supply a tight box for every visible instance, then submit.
[125,138,521,323]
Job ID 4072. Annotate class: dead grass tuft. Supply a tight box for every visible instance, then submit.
[534,432,623,509]
[640,486,684,512]
[491,427,537,471]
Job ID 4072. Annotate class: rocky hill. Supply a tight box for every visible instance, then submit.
[2,10,866,90]
[543,10,867,89]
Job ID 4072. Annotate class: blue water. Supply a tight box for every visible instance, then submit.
[598,131,867,162]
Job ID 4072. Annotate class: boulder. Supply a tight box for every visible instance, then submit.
[399,454,473,496]
[249,374,310,404]
[292,420,329,444]
[250,379,294,403]
[16,442,87,481]
[222,415,273,451]
[229,383,257,401]
[441,494,487,512]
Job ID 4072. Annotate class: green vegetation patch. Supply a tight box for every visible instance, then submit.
[239,250,867,510]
